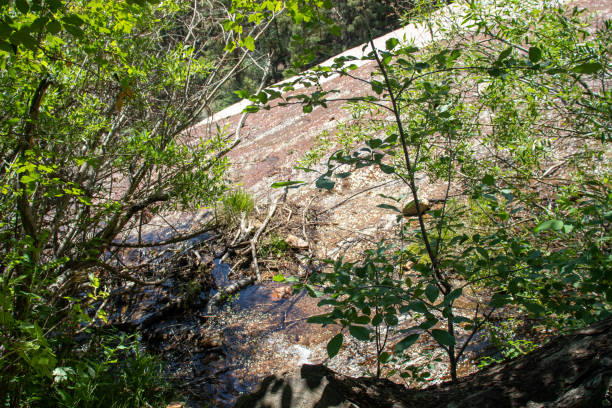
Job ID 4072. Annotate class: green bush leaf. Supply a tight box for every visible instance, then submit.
[572,62,603,74]
[419,318,437,330]
[522,301,546,316]
[0,22,12,39]
[379,163,395,174]
[490,293,512,307]
[10,29,37,50]
[378,351,392,363]
[377,203,400,213]
[46,20,61,35]
[242,36,255,51]
[431,329,455,347]
[353,315,370,325]
[15,0,29,14]
[349,325,370,341]
[307,314,335,325]
[385,37,399,50]
[408,301,428,314]
[425,284,439,303]
[315,177,335,190]
[0,40,12,53]
[371,80,384,95]
[271,180,304,188]
[272,274,285,282]
[482,174,495,186]
[243,104,260,113]
[528,46,542,63]
[394,333,419,354]
[534,219,564,233]
[327,333,343,358]
[444,288,463,305]
[498,46,512,61]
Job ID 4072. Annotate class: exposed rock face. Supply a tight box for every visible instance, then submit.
[234,317,612,408]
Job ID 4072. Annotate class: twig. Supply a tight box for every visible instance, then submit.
[302,196,315,243]
[250,197,279,282]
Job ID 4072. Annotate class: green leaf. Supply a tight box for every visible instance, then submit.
[242,36,255,51]
[378,351,392,363]
[303,104,313,113]
[394,333,419,354]
[0,40,12,53]
[379,163,395,174]
[498,46,512,61]
[419,318,437,330]
[522,301,546,316]
[534,219,564,233]
[327,334,343,358]
[371,80,384,95]
[353,315,370,325]
[272,274,285,282]
[385,37,399,50]
[46,20,61,35]
[425,284,439,303]
[10,29,36,50]
[482,174,495,186]
[315,177,335,190]
[475,246,489,260]
[407,301,428,314]
[307,314,335,325]
[61,14,84,27]
[385,313,399,326]
[15,0,29,14]
[377,203,400,213]
[528,46,542,63]
[271,180,304,188]
[372,314,383,326]
[349,325,370,341]
[243,105,260,113]
[63,24,84,39]
[444,288,462,305]
[0,22,12,39]
[571,62,603,74]
[490,293,511,307]
[431,329,455,347]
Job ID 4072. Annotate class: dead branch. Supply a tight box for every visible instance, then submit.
[250,197,279,282]
[205,276,255,315]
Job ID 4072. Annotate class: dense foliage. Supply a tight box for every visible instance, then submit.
[1,0,610,405]
[0,0,328,405]
[270,0,611,381]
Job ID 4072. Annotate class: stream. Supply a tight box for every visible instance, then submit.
[108,216,489,407]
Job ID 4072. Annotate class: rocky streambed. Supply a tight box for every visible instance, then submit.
[105,229,489,408]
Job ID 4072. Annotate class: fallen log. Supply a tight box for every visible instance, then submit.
[205,276,255,315]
